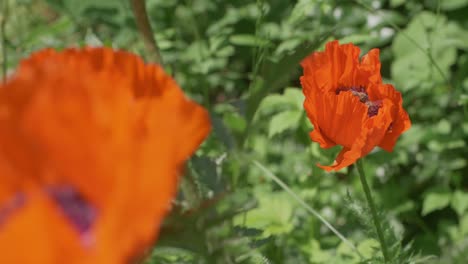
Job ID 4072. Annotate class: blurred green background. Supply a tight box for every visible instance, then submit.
[1,0,467,263]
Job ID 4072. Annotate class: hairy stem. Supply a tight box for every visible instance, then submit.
[356,159,389,262]
[129,0,164,65]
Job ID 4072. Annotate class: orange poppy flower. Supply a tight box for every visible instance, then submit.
[300,40,411,171]
[0,47,211,263]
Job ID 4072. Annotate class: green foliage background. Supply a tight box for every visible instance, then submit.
[1,0,467,263]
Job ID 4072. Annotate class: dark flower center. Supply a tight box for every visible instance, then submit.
[0,193,26,228]
[46,185,97,234]
[387,122,394,132]
[336,86,381,117]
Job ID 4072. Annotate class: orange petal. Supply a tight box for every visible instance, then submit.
[301,73,368,149]
[318,99,395,171]
[0,47,211,264]
[301,40,382,94]
[0,191,92,264]
[359,48,382,84]
[367,83,411,152]
[378,108,411,152]
[300,41,410,172]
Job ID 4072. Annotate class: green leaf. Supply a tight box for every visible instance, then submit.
[191,156,225,196]
[275,39,302,55]
[461,213,468,236]
[229,34,269,47]
[234,190,294,237]
[268,110,302,138]
[391,12,468,90]
[211,115,236,150]
[436,119,452,134]
[427,0,468,10]
[224,112,247,134]
[340,34,380,45]
[451,191,468,216]
[283,88,305,110]
[422,191,452,216]
[357,239,380,259]
[245,36,332,124]
[304,240,331,263]
[258,94,290,112]
[257,87,304,115]
[390,0,406,7]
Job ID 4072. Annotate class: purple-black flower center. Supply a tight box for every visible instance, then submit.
[0,193,26,228]
[47,185,97,234]
[336,86,381,117]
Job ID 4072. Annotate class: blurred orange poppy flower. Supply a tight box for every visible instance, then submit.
[300,40,411,171]
[0,47,211,263]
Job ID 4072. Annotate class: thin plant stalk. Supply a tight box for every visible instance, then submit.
[254,160,364,260]
[356,159,389,262]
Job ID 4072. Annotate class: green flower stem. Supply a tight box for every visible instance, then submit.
[356,159,389,262]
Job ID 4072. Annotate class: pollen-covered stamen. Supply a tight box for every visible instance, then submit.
[351,90,369,103]
[0,193,26,228]
[335,86,365,95]
[47,185,97,234]
[336,86,382,117]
